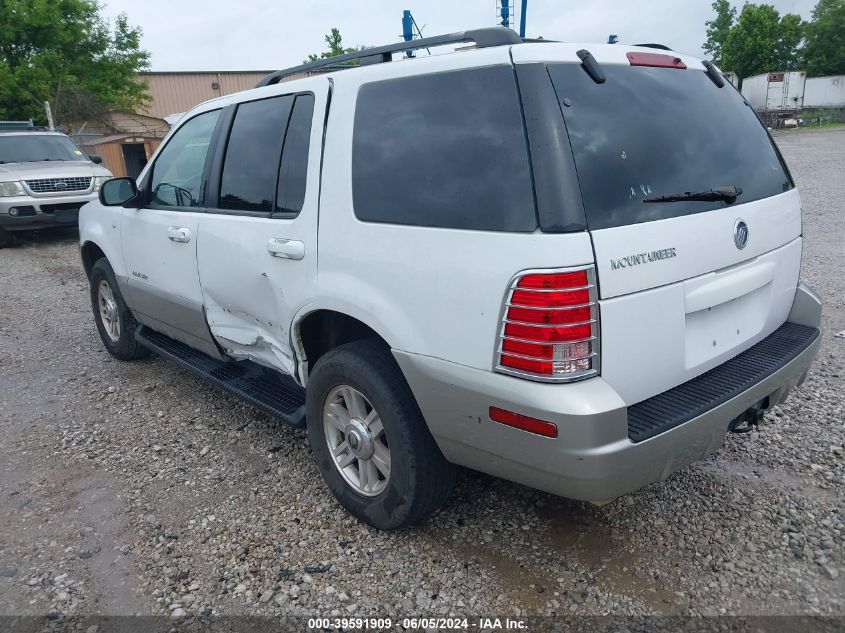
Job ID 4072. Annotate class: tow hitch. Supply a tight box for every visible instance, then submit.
[728,399,768,434]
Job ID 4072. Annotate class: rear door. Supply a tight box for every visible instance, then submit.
[195,83,324,376]
[544,55,801,404]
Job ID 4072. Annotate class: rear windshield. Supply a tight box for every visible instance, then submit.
[548,63,793,230]
[0,134,89,164]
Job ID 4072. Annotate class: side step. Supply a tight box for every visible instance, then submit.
[135,326,306,428]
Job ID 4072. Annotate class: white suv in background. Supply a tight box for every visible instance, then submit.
[78,28,822,530]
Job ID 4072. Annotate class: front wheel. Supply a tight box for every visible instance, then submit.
[306,339,455,530]
[88,258,149,360]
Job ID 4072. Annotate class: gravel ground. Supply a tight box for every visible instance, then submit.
[0,128,842,622]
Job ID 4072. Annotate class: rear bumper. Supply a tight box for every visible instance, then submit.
[395,283,822,502]
[0,193,97,230]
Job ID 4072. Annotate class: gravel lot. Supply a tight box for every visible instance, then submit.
[0,128,842,622]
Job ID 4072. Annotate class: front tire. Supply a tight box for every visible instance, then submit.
[89,258,149,360]
[306,339,455,530]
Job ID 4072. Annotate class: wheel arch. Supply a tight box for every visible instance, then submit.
[294,308,392,385]
[80,240,107,278]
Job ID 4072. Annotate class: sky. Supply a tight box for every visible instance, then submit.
[100,0,819,72]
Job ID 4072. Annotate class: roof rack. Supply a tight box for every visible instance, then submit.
[256,27,523,87]
[0,119,38,131]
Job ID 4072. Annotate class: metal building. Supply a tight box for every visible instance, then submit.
[136,70,276,120]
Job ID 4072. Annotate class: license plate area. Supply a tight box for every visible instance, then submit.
[684,282,771,369]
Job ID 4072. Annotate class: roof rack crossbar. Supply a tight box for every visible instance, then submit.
[256,27,523,87]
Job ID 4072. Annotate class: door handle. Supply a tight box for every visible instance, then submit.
[167,226,191,243]
[267,238,305,260]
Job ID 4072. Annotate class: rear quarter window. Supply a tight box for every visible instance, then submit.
[352,66,537,232]
[548,63,793,230]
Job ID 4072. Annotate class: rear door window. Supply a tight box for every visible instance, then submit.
[548,63,792,230]
[219,96,293,213]
[352,66,537,232]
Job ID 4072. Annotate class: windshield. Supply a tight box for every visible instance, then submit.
[548,63,793,230]
[0,135,90,164]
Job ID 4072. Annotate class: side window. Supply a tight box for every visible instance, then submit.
[150,109,220,208]
[219,95,293,213]
[352,66,536,232]
[275,94,315,215]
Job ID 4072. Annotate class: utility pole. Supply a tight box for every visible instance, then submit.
[44,101,55,131]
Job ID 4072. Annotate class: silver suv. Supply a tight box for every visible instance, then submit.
[79,28,821,530]
[0,128,112,247]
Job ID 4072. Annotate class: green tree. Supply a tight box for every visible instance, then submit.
[802,0,845,76]
[809,0,841,18]
[721,4,804,81]
[703,0,737,66]
[774,13,805,69]
[0,0,150,127]
[306,28,365,62]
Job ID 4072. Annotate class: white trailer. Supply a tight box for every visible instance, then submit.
[741,71,806,110]
[803,75,845,107]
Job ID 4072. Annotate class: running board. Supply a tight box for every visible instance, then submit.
[135,326,306,428]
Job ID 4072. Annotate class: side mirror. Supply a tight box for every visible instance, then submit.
[99,177,138,206]
[89,155,103,165]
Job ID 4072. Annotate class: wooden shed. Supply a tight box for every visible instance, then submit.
[79,134,163,179]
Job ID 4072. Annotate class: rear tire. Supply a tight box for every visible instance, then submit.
[89,258,149,360]
[306,339,455,530]
[0,227,16,249]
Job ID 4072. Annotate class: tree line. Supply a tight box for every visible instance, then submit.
[0,0,149,127]
[704,0,845,81]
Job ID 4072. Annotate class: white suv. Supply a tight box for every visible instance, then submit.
[79,28,822,530]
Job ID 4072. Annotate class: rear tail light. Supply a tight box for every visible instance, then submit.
[495,266,599,382]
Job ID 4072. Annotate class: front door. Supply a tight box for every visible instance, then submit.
[196,84,325,377]
[121,108,223,358]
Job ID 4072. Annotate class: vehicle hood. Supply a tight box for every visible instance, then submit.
[0,161,111,181]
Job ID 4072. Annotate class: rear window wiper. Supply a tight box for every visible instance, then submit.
[644,185,742,204]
